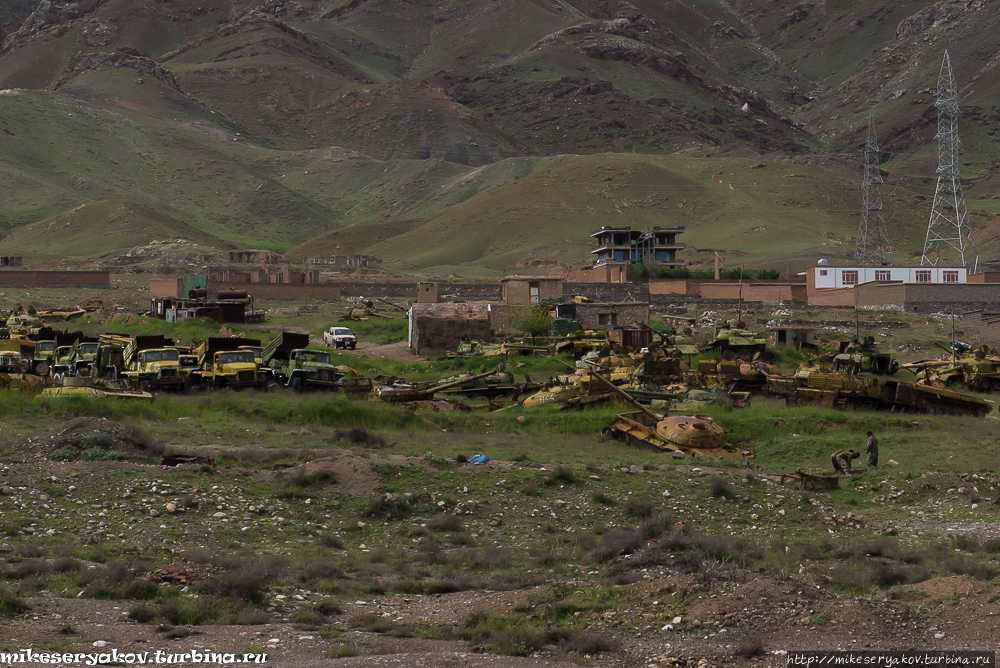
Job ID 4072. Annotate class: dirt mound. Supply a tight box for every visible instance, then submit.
[891,575,984,600]
[17,417,158,461]
[332,428,388,448]
[257,449,381,496]
[908,473,982,500]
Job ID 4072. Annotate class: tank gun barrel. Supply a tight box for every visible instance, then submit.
[425,369,502,395]
[934,341,957,361]
[589,370,663,423]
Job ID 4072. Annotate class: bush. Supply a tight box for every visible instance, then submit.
[129,603,157,623]
[591,491,616,506]
[586,530,642,563]
[624,498,654,518]
[197,566,275,605]
[428,514,463,533]
[0,588,29,616]
[508,305,553,339]
[363,496,412,520]
[709,478,737,500]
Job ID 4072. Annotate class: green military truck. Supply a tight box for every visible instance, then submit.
[263,332,341,392]
[122,335,185,392]
[189,337,268,391]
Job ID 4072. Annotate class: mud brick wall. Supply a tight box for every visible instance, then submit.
[963,311,1000,346]
[575,303,650,330]
[852,283,1000,311]
[566,265,629,283]
[150,279,181,298]
[491,302,649,334]
[0,271,110,288]
[648,279,704,295]
[410,303,492,353]
[205,281,341,301]
[699,283,806,303]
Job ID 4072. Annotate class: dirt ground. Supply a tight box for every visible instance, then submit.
[1,441,999,667]
[1,566,997,667]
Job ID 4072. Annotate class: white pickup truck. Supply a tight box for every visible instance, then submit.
[323,326,357,350]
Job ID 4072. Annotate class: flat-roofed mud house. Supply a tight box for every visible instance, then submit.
[501,276,563,304]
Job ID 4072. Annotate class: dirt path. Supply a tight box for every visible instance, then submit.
[336,340,423,362]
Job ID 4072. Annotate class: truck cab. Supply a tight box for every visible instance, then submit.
[264,332,341,391]
[211,350,263,389]
[178,353,200,379]
[187,337,268,391]
[239,345,264,366]
[72,342,100,375]
[34,340,56,361]
[0,351,24,373]
[131,348,183,391]
[54,346,74,375]
[284,349,341,391]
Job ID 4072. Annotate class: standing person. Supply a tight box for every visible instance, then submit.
[865,431,879,469]
[831,450,860,476]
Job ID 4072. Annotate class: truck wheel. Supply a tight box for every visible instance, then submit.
[291,376,304,393]
[139,380,150,392]
[349,343,356,350]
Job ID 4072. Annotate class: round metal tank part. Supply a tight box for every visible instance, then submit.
[655,415,726,449]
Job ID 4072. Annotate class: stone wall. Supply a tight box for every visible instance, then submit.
[565,281,649,303]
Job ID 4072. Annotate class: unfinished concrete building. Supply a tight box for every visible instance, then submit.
[591,226,684,269]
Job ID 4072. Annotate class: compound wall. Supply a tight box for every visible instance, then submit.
[0,271,110,288]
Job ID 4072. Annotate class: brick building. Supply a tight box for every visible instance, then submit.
[501,276,563,304]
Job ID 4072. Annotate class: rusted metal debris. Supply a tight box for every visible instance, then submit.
[604,411,755,462]
[760,468,840,491]
[160,454,217,467]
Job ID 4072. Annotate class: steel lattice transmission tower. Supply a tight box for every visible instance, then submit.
[921,50,978,270]
[853,114,893,265]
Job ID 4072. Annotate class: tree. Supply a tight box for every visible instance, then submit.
[508,304,553,341]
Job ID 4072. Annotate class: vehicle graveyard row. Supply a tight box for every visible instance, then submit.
[1,315,993,475]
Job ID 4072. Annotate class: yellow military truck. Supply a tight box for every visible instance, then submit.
[67,338,101,376]
[189,337,267,391]
[122,335,185,392]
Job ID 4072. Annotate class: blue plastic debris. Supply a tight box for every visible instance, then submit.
[468,454,489,465]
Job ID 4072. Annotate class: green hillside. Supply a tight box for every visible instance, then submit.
[1,0,1000,272]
